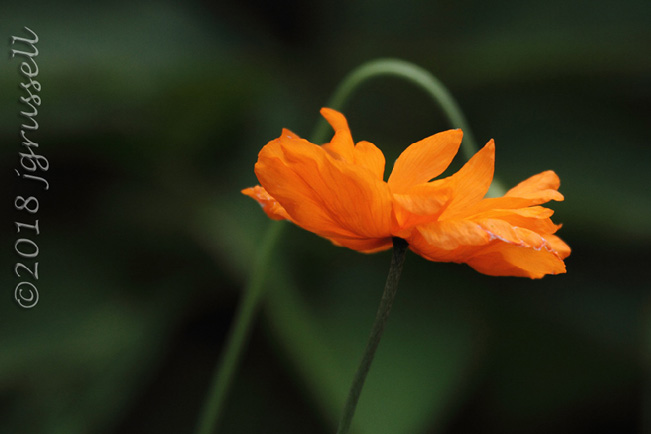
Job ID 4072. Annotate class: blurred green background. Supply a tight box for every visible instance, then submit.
[1,1,649,433]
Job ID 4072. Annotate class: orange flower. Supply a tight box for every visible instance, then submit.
[242,108,570,278]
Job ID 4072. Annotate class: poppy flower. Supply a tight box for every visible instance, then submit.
[242,108,570,278]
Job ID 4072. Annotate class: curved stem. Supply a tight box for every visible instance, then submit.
[336,238,408,434]
[194,221,285,434]
[312,58,476,159]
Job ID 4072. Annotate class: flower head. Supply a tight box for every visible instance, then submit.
[243,108,570,278]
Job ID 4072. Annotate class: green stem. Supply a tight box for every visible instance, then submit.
[643,298,651,434]
[194,221,285,434]
[312,58,476,159]
[336,238,408,434]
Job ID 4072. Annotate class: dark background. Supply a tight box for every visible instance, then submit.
[1,1,649,433]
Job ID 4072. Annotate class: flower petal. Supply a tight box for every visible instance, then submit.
[472,206,561,235]
[413,220,490,250]
[320,107,355,162]
[255,137,354,238]
[467,219,568,278]
[447,196,543,217]
[505,170,564,204]
[477,218,549,249]
[241,185,290,221]
[405,220,489,263]
[546,234,571,259]
[439,140,495,218]
[391,181,451,235]
[353,140,385,180]
[407,214,568,278]
[328,235,393,253]
[388,129,463,192]
[255,133,393,244]
[466,239,567,278]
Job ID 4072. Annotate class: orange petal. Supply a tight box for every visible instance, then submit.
[448,196,543,216]
[505,170,564,203]
[405,220,489,263]
[255,133,393,243]
[353,140,385,180]
[472,207,561,235]
[546,234,571,259]
[477,219,550,249]
[391,181,451,235]
[241,185,290,221]
[439,140,496,218]
[328,235,393,253]
[466,220,568,278]
[320,108,355,162]
[414,220,490,250]
[465,240,567,278]
[407,214,568,278]
[387,129,463,192]
[255,137,355,238]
